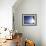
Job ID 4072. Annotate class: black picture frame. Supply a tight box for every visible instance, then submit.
[22,14,37,26]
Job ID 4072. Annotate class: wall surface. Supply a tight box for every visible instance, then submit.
[41,0,46,46]
[0,0,16,30]
[13,0,41,46]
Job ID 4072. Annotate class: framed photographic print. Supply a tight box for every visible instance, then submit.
[22,14,37,26]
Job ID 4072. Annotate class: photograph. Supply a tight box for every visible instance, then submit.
[22,14,37,26]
